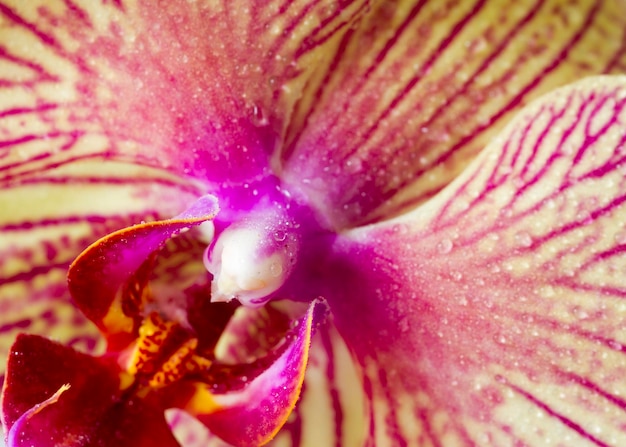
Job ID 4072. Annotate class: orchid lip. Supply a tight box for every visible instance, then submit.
[1,191,326,447]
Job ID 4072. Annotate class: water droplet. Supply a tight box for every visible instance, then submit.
[437,239,453,254]
[345,157,363,173]
[251,104,269,127]
[575,309,589,320]
[607,340,622,350]
[614,232,626,245]
[391,224,409,235]
[273,230,286,242]
[514,231,533,248]
[576,209,593,225]
[399,318,409,333]
[270,262,283,277]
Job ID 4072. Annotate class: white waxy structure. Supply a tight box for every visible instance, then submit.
[204,217,299,308]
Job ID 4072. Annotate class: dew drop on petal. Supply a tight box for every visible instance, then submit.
[273,230,286,242]
[608,340,622,351]
[270,262,284,278]
[514,231,532,248]
[399,317,409,333]
[436,238,453,254]
[251,104,269,127]
[614,231,626,245]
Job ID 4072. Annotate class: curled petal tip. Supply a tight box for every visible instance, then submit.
[67,195,220,343]
[190,299,325,447]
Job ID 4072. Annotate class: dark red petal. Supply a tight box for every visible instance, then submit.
[1,334,180,447]
[67,195,218,349]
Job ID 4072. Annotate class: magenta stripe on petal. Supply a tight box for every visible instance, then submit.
[326,76,626,445]
[282,0,626,229]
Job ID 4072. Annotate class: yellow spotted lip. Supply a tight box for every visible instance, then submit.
[2,194,326,447]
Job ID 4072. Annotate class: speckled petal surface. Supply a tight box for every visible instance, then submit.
[67,195,218,349]
[329,76,626,446]
[2,334,181,447]
[191,300,325,447]
[173,301,327,447]
[282,0,626,229]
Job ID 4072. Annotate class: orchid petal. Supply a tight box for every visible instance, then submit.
[67,195,218,350]
[0,0,371,185]
[282,0,626,229]
[167,320,367,447]
[271,323,367,447]
[188,300,324,447]
[0,0,211,380]
[0,162,200,375]
[0,0,372,380]
[2,334,180,447]
[329,76,626,445]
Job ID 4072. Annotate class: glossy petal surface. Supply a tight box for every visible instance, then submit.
[3,281,324,447]
[270,323,367,447]
[67,195,219,349]
[193,300,325,447]
[2,334,180,447]
[283,0,626,229]
[330,76,626,445]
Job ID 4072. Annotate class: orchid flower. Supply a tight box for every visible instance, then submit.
[1,0,626,446]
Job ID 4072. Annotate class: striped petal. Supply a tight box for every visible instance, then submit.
[0,0,370,183]
[328,76,626,445]
[282,0,626,229]
[0,0,369,380]
[269,322,368,447]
